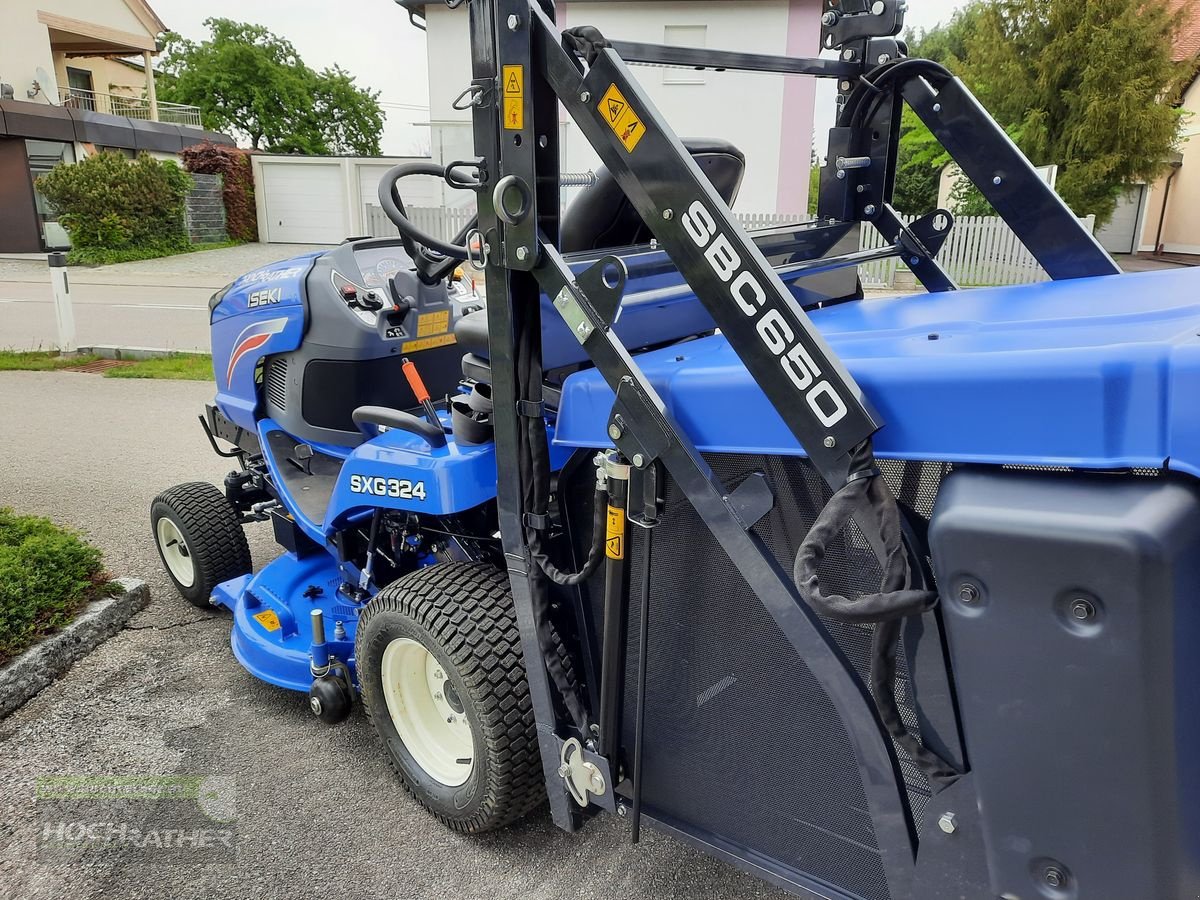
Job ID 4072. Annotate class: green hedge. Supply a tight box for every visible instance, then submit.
[36,151,192,254]
[0,509,109,665]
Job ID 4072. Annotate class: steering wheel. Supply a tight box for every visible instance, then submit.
[378,162,479,285]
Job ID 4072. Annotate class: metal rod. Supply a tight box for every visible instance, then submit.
[629,522,654,843]
[597,455,632,760]
[607,40,860,79]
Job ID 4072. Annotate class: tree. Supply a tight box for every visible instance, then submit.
[957,0,1193,225]
[893,0,1193,225]
[158,19,383,156]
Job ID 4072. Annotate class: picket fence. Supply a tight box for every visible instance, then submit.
[364,204,1096,290]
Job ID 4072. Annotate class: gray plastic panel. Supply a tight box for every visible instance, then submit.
[929,468,1200,899]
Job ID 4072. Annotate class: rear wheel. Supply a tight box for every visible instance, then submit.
[356,562,545,832]
[150,482,251,608]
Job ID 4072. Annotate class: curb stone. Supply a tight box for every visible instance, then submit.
[0,577,150,719]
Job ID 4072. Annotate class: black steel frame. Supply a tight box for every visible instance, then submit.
[460,0,1121,896]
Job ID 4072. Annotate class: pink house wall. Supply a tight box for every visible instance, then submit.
[776,0,820,214]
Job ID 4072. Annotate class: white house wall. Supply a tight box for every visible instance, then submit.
[422,0,821,215]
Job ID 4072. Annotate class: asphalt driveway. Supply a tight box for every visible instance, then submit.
[0,371,785,900]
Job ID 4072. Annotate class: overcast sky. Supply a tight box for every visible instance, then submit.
[151,0,968,155]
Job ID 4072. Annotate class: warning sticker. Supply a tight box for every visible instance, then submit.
[253,609,281,632]
[401,333,457,354]
[503,65,523,130]
[598,84,646,153]
[416,309,450,337]
[503,65,523,96]
[605,504,625,560]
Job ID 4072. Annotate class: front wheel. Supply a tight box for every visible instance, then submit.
[355,562,545,832]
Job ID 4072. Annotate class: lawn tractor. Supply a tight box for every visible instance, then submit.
[151,0,1200,897]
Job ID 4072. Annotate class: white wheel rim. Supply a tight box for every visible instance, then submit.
[380,638,475,787]
[156,517,195,588]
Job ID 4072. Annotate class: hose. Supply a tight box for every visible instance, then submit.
[530,489,608,586]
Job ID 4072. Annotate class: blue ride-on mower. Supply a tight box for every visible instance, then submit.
[152,1,1200,897]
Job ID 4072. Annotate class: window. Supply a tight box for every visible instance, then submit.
[65,67,95,110]
[26,140,76,250]
[663,25,707,85]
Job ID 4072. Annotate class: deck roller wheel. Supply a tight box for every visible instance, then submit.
[150,482,251,608]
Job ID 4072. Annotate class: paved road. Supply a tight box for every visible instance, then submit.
[0,244,328,353]
[0,371,785,900]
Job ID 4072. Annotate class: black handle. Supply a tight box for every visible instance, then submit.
[352,406,446,448]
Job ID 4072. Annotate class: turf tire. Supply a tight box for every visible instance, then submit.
[151,481,251,608]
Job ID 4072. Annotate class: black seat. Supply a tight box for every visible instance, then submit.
[560,138,745,253]
[455,138,744,364]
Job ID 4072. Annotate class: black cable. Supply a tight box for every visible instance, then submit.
[792,441,959,787]
[530,489,607,586]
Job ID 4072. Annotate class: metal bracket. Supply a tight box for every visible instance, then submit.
[576,255,627,328]
[725,472,775,531]
[898,208,955,265]
[820,0,906,53]
[557,736,616,811]
[553,287,596,344]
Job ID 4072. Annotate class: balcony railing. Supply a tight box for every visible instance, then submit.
[58,87,203,128]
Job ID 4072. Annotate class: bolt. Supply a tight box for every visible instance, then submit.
[608,422,623,441]
[516,246,529,261]
[911,257,920,266]
[842,48,857,61]
[958,583,980,604]
[877,53,892,65]
[864,204,877,216]
[589,772,604,790]
[632,453,646,468]
[933,103,942,113]
[434,669,444,680]
[309,697,322,715]
[1071,598,1096,621]
[617,804,628,817]
[821,10,839,25]
[840,80,853,91]
[836,170,847,180]
[557,763,571,778]
[507,14,520,30]
[580,91,591,103]
[434,692,443,701]
[823,436,836,449]
[857,184,865,193]
[937,812,957,834]
[447,715,456,724]
[1044,866,1066,889]
[993,175,1003,186]
[590,723,600,736]
[662,208,674,220]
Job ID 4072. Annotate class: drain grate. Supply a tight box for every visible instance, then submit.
[62,358,138,374]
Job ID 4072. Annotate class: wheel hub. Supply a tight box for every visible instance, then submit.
[380,638,475,786]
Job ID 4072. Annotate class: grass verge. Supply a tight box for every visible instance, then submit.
[67,240,241,267]
[104,354,214,381]
[0,508,112,666]
[0,351,214,381]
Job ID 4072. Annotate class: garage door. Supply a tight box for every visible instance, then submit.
[1096,185,1146,255]
[259,162,348,244]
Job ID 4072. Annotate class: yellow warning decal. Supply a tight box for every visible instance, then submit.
[253,609,281,632]
[401,333,457,354]
[503,64,524,130]
[605,504,625,560]
[598,84,646,153]
[416,309,450,337]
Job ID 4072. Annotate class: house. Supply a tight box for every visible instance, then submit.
[1095,0,1200,257]
[399,0,824,216]
[0,0,230,252]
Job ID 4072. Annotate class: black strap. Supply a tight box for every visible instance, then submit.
[563,26,611,66]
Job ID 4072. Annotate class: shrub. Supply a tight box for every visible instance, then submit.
[36,151,192,253]
[0,508,110,665]
[180,142,258,242]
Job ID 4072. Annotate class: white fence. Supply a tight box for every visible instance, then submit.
[365,205,1097,290]
[858,213,1097,289]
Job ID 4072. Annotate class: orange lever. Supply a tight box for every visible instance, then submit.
[402,357,430,404]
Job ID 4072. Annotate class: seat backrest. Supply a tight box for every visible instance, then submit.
[560,138,746,254]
